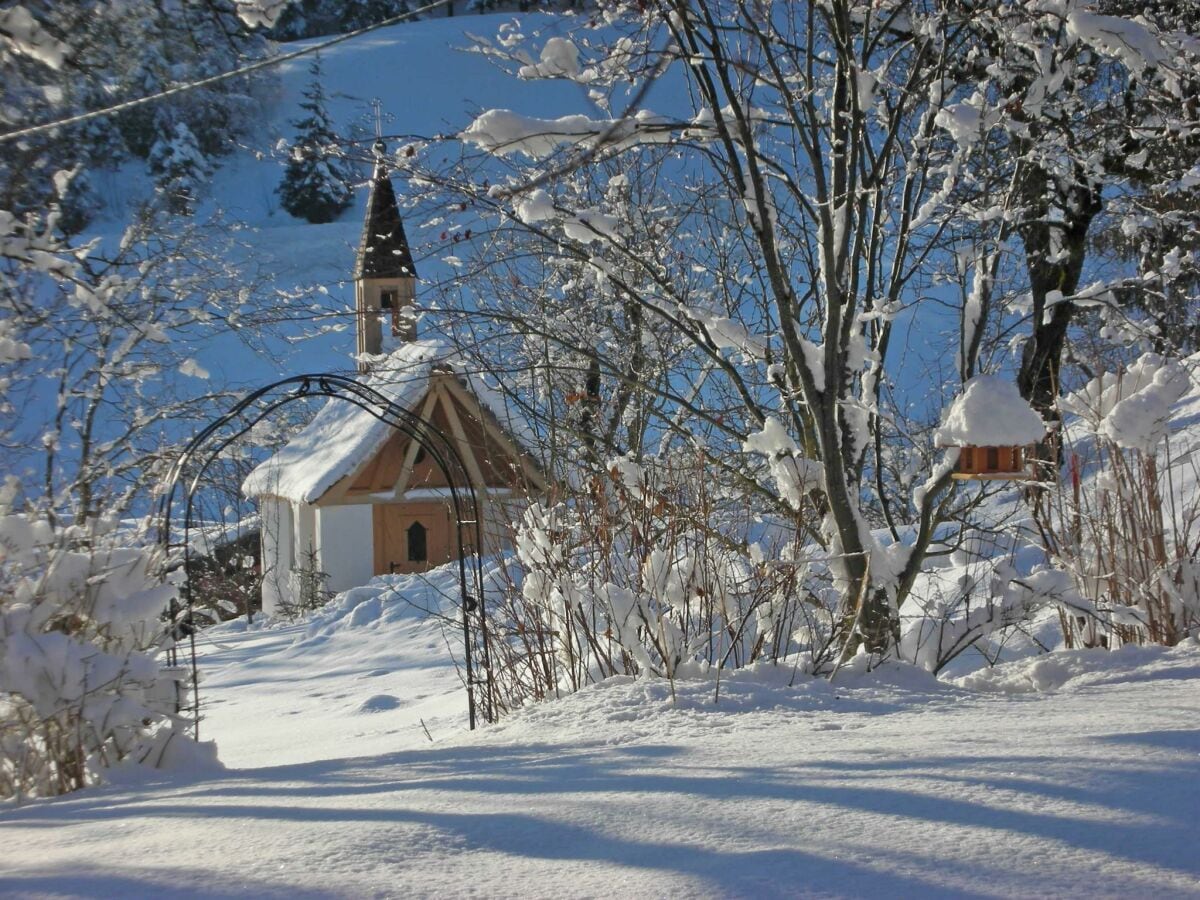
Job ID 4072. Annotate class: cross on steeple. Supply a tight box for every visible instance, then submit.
[371,97,383,141]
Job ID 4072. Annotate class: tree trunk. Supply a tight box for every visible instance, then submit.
[1016,174,1102,467]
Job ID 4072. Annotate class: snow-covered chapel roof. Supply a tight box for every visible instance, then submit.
[242,339,539,504]
[935,374,1047,448]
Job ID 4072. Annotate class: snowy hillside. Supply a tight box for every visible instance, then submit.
[183,13,587,386]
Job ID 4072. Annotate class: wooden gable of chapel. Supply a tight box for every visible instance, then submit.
[314,371,545,506]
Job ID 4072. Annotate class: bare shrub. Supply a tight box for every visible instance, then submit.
[1036,357,1200,648]
[1037,439,1200,648]
[276,545,332,621]
[487,454,840,712]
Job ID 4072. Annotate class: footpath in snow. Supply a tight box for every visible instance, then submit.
[2,571,1199,899]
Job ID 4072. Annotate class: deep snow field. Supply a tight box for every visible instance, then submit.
[2,568,1199,899]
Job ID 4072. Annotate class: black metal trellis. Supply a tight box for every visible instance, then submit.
[155,373,496,738]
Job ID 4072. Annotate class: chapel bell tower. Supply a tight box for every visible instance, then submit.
[355,138,417,372]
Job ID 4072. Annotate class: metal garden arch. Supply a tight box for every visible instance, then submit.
[156,373,496,737]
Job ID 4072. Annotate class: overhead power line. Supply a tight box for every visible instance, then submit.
[0,0,451,146]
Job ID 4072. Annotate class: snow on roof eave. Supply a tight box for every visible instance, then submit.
[241,341,450,504]
[241,402,402,506]
[242,339,546,504]
[400,486,518,500]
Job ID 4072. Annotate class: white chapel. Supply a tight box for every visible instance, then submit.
[243,145,547,615]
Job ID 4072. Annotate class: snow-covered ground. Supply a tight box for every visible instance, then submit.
[3,569,1199,898]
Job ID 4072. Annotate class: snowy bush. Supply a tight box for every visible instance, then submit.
[897,554,1101,674]
[492,455,839,709]
[0,512,203,800]
[148,120,212,216]
[1037,355,1200,647]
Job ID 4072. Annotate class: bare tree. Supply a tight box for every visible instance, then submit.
[408,1,990,657]
[399,0,1197,663]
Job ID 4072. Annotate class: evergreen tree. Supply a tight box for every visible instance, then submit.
[270,1,413,42]
[0,0,268,231]
[117,0,267,160]
[56,167,102,237]
[148,119,211,216]
[277,55,354,224]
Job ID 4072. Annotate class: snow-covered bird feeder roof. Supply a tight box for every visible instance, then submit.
[935,374,1047,448]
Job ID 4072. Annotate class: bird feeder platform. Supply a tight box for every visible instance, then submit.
[950,445,1033,480]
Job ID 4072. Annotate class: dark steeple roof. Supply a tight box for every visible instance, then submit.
[355,144,417,280]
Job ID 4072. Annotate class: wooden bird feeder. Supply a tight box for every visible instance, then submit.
[951,444,1031,480]
[937,375,1046,482]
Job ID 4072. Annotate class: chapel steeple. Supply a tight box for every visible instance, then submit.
[355,138,417,372]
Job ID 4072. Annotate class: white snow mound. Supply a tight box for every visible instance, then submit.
[952,637,1200,693]
[1061,352,1193,452]
[935,373,1046,447]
